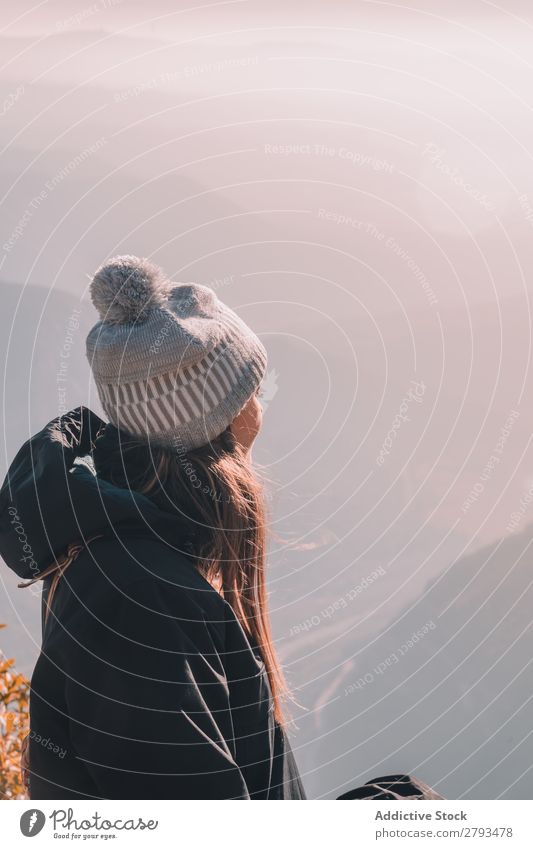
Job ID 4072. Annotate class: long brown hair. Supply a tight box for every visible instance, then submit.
[93,424,290,726]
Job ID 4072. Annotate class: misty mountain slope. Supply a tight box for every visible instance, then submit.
[291,523,533,800]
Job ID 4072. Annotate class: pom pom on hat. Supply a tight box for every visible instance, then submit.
[90,255,169,324]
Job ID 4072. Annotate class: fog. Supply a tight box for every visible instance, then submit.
[1,0,533,798]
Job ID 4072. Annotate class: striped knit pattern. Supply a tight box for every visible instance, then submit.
[96,334,266,450]
[86,258,267,451]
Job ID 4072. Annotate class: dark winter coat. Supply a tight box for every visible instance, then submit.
[0,407,306,800]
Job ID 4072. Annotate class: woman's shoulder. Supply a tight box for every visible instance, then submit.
[67,531,226,620]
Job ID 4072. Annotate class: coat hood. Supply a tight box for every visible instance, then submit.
[0,406,191,581]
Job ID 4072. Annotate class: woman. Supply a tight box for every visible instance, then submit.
[0,256,306,800]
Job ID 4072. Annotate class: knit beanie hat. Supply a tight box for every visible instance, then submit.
[85,255,267,451]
